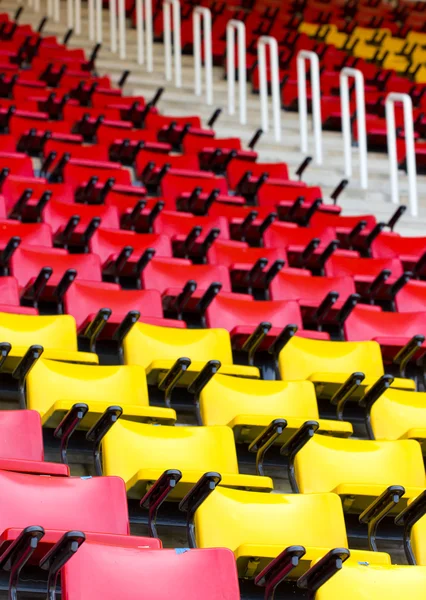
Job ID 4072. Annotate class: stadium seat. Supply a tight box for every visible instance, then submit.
[102,420,273,498]
[61,541,240,600]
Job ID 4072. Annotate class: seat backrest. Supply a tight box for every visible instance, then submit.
[270,270,355,302]
[325,254,403,278]
[90,228,172,263]
[345,307,426,341]
[145,112,202,131]
[0,220,53,247]
[154,210,229,241]
[160,172,228,203]
[62,543,240,600]
[27,358,149,418]
[0,470,129,534]
[0,410,44,461]
[264,222,336,249]
[0,312,78,351]
[295,435,425,494]
[372,231,426,259]
[208,240,284,267]
[200,375,318,426]
[315,563,426,600]
[43,200,120,231]
[64,160,132,188]
[278,336,385,380]
[103,421,240,484]
[143,258,232,294]
[11,246,102,287]
[396,280,426,312]
[123,322,234,367]
[0,278,20,306]
[195,486,348,551]
[182,135,242,154]
[206,293,303,330]
[309,212,377,230]
[64,282,162,328]
[227,159,289,190]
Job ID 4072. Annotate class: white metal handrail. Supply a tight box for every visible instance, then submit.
[96,0,103,43]
[386,92,418,217]
[193,7,213,106]
[226,20,246,125]
[136,0,154,71]
[109,0,117,52]
[257,36,281,142]
[163,0,182,87]
[88,0,94,40]
[340,67,368,190]
[118,0,126,58]
[297,50,323,165]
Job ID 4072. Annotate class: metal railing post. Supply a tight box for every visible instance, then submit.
[74,0,81,35]
[67,0,73,28]
[226,20,247,125]
[96,0,102,43]
[118,0,126,58]
[109,0,117,52]
[257,36,281,142]
[386,92,418,217]
[193,7,213,106]
[163,0,182,87]
[340,67,368,190]
[88,0,95,40]
[136,0,154,71]
[297,50,323,165]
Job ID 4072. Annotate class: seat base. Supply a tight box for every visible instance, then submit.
[335,483,425,513]
[0,458,69,477]
[310,372,416,403]
[146,360,259,387]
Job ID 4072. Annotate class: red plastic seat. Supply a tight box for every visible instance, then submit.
[0,220,53,247]
[135,149,200,191]
[43,138,109,166]
[0,152,33,177]
[160,171,229,209]
[142,258,231,322]
[395,280,426,313]
[0,410,68,476]
[371,232,426,278]
[2,176,75,216]
[10,246,102,311]
[61,542,240,600]
[0,469,130,535]
[62,158,132,189]
[43,200,120,239]
[227,159,290,190]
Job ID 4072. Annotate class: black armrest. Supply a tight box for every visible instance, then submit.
[79,308,111,353]
[366,268,392,299]
[167,280,197,318]
[120,200,146,231]
[316,240,340,272]
[387,271,412,302]
[187,360,221,424]
[311,291,339,325]
[158,357,192,408]
[330,179,349,204]
[393,334,425,378]
[255,545,306,600]
[359,374,394,439]
[387,206,406,231]
[268,324,298,359]
[236,210,258,242]
[295,156,312,180]
[241,321,272,366]
[179,472,222,548]
[195,282,222,318]
[297,548,350,592]
[330,371,365,421]
[181,226,202,258]
[0,342,11,371]
[86,406,123,475]
[53,403,89,465]
[140,469,182,538]
[248,419,287,476]
[280,421,319,492]
[347,220,367,247]
[0,236,20,275]
[395,489,426,565]
[300,198,322,226]
[359,485,405,552]
[39,530,85,600]
[245,258,268,287]
[297,238,321,267]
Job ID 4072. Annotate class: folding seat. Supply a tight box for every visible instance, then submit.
[394,279,426,313]
[1,176,75,219]
[123,322,259,408]
[344,306,426,379]
[269,269,362,337]
[324,254,409,308]
[370,231,426,278]
[145,112,217,152]
[96,123,172,165]
[43,199,120,253]
[64,280,183,361]
[0,151,33,177]
[8,113,73,156]
[0,410,69,476]
[263,222,341,274]
[61,540,240,600]
[297,559,426,600]
[207,239,285,297]
[198,374,353,438]
[182,132,259,175]
[227,159,290,192]
[278,336,415,418]
[151,210,229,262]
[0,312,97,364]
[43,138,109,166]
[160,171,229,213]
[141,258,231,323]
[188,486,388,582]
[135,149,199,194]
[24,356,176,436]
[0,220,52,249]
[101,420,273,499]
[90,227,171,283]
[0,276,32,312]
[205,292,330,371]
[10,246,102,312]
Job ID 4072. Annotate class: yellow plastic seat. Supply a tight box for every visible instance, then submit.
[278,337,415,404]
[410,498,426,566]
[0,313,97,364]
[194,487,390,579]
[123,322,259,387]
[295,434,424,512]
[26,357,176,428]
[312,562,426,599]
[369,387,426,449]
[102,420,273,499]
[199,375,352,442]
[298,22,321,37]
